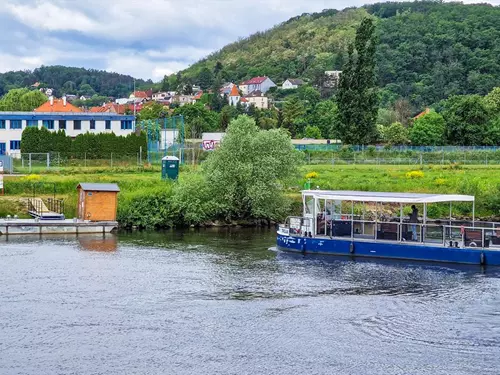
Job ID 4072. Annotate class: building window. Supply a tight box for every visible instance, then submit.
[90,120,96,130]
[0,120,5,129]
[27,120,38,127]
[10,140,21,150]
[43,120,55,130]
[74,120,81,130]
[10,120,22,129]
[121,120,133,130]
[105,120,111,130]
[59,120,66,130]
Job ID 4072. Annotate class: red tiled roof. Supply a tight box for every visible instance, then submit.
[241,76,268,85]
[35,98,82,113]
[132,91,148,98]
[193,91,203,100]
[240,97,249,103]
[413,108,431,119]
[90,106,108,113]
[229,85,240,97]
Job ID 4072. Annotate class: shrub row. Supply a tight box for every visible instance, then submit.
[21,127,147,158]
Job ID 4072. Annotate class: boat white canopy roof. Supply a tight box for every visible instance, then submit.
[302,190,474,204]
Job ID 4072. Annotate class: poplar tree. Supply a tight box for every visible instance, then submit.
[336,18,378,144]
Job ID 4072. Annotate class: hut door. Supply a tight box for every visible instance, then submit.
[79,190,85,219]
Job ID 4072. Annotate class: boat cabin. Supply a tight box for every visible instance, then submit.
[281,190,500,250]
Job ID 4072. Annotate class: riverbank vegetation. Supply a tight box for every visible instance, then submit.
[3,162,500,227]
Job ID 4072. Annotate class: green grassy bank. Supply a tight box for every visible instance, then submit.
[1,163,499,225]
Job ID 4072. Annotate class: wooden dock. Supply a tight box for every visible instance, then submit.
[0,219,118,236]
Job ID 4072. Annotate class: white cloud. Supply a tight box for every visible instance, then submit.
[2,0,500,79]
[5,1,97,32]
[105,50,189,80]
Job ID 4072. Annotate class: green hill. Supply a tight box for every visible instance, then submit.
[181,1,500,108]
[0,65,150,98]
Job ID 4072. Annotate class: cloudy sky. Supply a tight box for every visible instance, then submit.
[1,0,498,81]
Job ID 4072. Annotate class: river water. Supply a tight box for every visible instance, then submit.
[1,228,499,375]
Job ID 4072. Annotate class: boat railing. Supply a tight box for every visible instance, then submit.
[281,216,500,250]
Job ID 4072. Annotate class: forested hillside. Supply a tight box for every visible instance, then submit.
[180,1,500,109]
[0,66,150,98]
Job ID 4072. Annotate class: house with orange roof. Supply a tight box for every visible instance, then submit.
[192,91,204,104]
[413,108,431,119]
[130,89,153,101]
[228,85,241,106]
[34,97,83,113]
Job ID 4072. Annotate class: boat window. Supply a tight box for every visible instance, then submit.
[304,196,315,214]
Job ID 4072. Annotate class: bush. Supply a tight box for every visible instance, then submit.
[409,111,445,146]
[406,170,424,179]
[21,127,147,158]
[383,122,409,145]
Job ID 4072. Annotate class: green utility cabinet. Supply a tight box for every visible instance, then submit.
[162,156,179,180]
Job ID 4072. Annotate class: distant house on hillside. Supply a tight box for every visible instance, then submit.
[413,108,431,119]
[244,90,268,109]
[152,92,168,101]
[324,71,342,88]
[172,95,193,106]
[130,89,153,101]
[192,91,204,104]
[240,76,276,95]
[228,85,241,106]
[282,79,304,90]
[35,96,82,113]
[220,82,235,96]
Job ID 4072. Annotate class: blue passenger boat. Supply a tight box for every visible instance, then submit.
[276,190,500,266]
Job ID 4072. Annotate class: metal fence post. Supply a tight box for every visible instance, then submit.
[47,153,50,169]
[111,153,113,168]
[29,153,32,173]
[84,152,87,168]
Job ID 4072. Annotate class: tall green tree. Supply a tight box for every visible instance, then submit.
[441,95,491,145]
[336,17,379,144]
[203,115,301,221]
[210,74,224,112]
[198,68,214,90]
[409,111,445,146]
[282,96,305,137]
[160,75,170,92]
[0,88,47,111]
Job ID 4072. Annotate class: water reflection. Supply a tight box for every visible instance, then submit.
[78,235,118,252]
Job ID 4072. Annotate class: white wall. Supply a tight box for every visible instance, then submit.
[0,119,135,155]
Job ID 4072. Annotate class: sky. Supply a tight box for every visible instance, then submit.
[0,0,498,81]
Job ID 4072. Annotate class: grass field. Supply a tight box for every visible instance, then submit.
[1,163,499,221]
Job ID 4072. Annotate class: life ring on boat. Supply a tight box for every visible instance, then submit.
[349,242,355,254]
[469,241,477,247]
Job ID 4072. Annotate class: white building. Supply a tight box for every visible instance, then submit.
[152,92,168,101]
[239,76,276,95]
[228,85,241,106]
[282,79,304,90]
[324,71,342,88]
[244,91,269,109]
[0,112,136,157]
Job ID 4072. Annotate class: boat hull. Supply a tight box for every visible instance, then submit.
[277,234,500,266]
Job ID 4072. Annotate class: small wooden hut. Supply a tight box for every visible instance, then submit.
[77,183,120,221]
